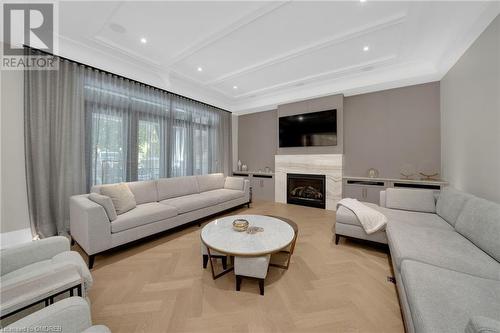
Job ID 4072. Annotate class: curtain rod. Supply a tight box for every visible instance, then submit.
[23,45,231,113]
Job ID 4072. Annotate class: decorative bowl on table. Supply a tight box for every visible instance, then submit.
[232,219,249,232]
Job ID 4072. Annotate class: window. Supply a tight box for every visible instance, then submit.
[85,79,229,188]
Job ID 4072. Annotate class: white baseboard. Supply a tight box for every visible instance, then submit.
[0,228,33,249]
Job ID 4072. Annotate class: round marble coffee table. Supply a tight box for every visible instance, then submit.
[201,215,295,279]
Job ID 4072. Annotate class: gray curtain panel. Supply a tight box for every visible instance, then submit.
[24,50,232,237]
[24,59,87,237]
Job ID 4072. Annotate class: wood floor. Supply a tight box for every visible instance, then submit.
[79,201,404,333]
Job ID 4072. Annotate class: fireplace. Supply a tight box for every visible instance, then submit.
[287,173,326,209]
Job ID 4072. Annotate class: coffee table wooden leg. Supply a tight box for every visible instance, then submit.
[207,247,233,280]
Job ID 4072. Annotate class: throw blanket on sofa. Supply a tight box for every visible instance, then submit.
[337,198,388,234]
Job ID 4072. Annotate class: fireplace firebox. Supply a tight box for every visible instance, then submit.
[287,173,326,209]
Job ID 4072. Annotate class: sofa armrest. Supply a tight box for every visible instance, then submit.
[0,236,70,276]
[2,297,94,333]
[70,195,112,256]
[380,191,387,207]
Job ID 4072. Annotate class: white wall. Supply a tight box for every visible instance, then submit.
[0,68,32,236]
[441,15,500,203]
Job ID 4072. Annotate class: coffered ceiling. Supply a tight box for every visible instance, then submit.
[56,1,499,113]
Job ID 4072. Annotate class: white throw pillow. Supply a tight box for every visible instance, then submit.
[88,193,118,221]
[224,177,244,191]
[100,183,136,215]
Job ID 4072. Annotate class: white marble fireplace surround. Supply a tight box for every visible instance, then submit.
[275,154,343,210]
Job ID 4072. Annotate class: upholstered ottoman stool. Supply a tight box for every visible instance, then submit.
[234,255,271,295]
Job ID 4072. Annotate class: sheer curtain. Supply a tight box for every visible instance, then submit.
[24,58,87,237]
[24,50,231,236]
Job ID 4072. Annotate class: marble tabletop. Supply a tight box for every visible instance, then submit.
[201,215,295,256]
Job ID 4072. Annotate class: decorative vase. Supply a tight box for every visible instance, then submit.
[241,164,248,171]
[237,160,242,171]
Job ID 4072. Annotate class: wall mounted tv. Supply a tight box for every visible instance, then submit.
[279,109,337,148]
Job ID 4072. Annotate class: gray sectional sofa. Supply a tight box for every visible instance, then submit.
[70,173,250,268]
[335,188,500,333]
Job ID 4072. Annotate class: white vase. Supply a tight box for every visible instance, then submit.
[237,160,242,171]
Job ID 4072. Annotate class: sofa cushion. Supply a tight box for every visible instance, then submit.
[336,202,382,227]
[159,193,219,214]
[196,173,225,192]
[111,203,177,233]
[157,176,199,200]
[99,183,136,215]
[455,197,500,262]
[88,193,117,221]
[336,203,453,231]
[201,189,245,204]
[401,260,500,333]
[224,177,244,191]
[385,188,436,213]
[387,222,500,280]
[126,180,158,204]
[436,187,474,226]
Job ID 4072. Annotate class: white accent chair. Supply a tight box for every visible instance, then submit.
[1,297,110,333]
[234,255,271,295]
[0,237,93,299]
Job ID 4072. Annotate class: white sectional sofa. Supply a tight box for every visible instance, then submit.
[335,188,500,333]
[70,173,250,268]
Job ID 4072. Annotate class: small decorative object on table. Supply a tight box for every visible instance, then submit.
[419,172,439,181]
[400,163,416,180]
[237,160,242,171]
[241,164,248,171]
[246,226,264,234]
[367,168,379,178]
[232,219,249,232]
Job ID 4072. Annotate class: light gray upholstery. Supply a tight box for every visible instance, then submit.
[334,222,388,244]
[126,180,158,204]
[1,297,110,333]
[401,260,500,333]
[386,222,500,280]
[111,202,178,233]
[160,193,218,214]
[0,238,93,306]
[224,177,245,191]
[88,193,117,221]
[196,173,225,192]
[201,189,246,204]
[385,188,436,213]
[0,236,69,275]
[71,175,250,257]
[157,176,199,200]
[234,255,271,279]
[436,187,474,226]
[465,316,500,333]
[455,197,500,262]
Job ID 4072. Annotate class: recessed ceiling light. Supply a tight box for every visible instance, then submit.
[363,45,370,52]
[360,0,367,3]
[197,67,203,72]
[140,37,147,44]
[233,86,238,90]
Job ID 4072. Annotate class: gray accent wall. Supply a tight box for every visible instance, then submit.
[277,94,343,155]
[441,15,500,203]
[344,82,441,178]
[238,110,277,172]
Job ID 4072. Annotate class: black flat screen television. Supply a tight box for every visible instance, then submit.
[279,109,337,148]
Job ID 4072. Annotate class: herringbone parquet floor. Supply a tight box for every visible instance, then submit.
[79,201,404,333]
